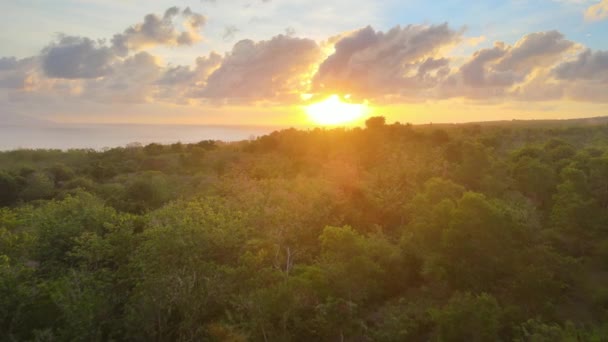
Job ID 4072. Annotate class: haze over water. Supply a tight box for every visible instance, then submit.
[0,123,278,150]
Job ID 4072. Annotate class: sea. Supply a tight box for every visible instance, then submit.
[0,123,281,151]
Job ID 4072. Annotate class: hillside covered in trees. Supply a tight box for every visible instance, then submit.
[1,117,608,341]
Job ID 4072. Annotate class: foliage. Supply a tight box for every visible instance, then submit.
[0,119,607,340]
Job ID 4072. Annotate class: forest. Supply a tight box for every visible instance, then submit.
[1,117,608,341]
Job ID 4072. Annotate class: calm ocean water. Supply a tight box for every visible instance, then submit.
[0,123,281,150]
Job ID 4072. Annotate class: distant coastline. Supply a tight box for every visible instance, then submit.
[0,123,282,151]
[2,115,608,151]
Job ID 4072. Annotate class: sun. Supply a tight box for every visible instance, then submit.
[305,95,368,126]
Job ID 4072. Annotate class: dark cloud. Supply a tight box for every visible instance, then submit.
[440,31,577,100]
[111,7,206,56]
[156,52,223,103]
[158,66,197,86]
[41,36,115,79]
[542,48,608,102]
[159,52,222,86]
[418,57,449,76]
[462,31,573,88]
[554,49,608,81]
[459,43,513,88]
[285,27,296,37]
[0,57,37,89]
[495,31,574,72]
[38,7,206,81]
[312,24,461,98]
[222,25,240,42]
[83,52,161,103]
[201,35,322,103]
[1,6,212,104]
[0,57,19,70]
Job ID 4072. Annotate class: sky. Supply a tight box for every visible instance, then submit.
[1,0,607,126]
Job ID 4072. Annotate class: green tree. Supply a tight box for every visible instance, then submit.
[512,156,556,206]
[430,293,503,342]
[0,171,20,206]
[550,167,601,256]
[365,116,386,129]
[125,197,248,341]
[30,192,118,274]
[123,172,172,213]
[20,171,55,201]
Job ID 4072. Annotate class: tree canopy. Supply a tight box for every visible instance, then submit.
[1,121,608,341]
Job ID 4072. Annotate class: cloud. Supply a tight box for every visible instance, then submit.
[41,36,115,79]
[440,31,577,99]
[38,7,206,81]
[585,0,608,21]
[0,57,18,70]
[553,49,608,81]
[0,5,213,105]
[548,48,608,102]
[82,52,161,103]
[0,57,37,89]
[510,71,565,102]
[222,25,240,41]
[111,7,206,56]
[312,24,461,99]
[3,2,608,116]
[156,52,223,103]
[200,34,322,103]
[494,31,574,72]
[459,43,512,88]
[2,52,162,105]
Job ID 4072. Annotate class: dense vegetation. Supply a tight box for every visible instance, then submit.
[1,117,608,341]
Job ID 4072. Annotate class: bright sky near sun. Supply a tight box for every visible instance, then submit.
[1,0,607,126]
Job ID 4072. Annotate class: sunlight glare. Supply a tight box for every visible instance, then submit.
[305,95,367,125]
